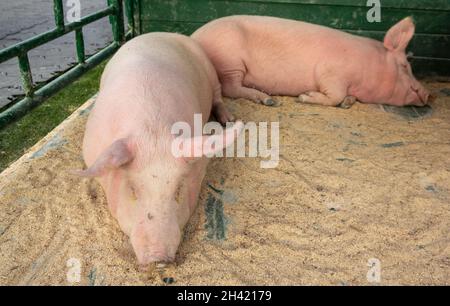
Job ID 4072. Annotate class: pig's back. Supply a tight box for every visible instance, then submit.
[102,33,214,104]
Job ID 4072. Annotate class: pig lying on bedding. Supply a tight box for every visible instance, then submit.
[77,32,242,267]
[192,16,431,108]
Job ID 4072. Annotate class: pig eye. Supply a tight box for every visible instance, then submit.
[130,185,138,201]
[174,183,184,205]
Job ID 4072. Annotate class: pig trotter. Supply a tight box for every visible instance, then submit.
[297,93,309,104]
[262,98,279,107]
[339,96,357,109]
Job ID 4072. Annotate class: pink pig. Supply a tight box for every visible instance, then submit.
[77,33,242,267]
[192,16,431,108]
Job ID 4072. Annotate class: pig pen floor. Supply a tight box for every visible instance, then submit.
[0,82,449,286]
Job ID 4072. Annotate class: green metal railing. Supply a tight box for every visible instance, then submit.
[0,0,137,129]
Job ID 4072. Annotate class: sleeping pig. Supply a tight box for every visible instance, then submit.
[76,32,242,267]
[192,16,431,108]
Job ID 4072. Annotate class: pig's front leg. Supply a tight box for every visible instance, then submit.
[299,92,356,109]
[298,79,348,107]
[298,91,342,107]
[222,71,278,107]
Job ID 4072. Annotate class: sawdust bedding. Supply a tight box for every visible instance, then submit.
[0,81,449,285]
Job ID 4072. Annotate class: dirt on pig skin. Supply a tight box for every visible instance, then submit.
[0,81,450,285]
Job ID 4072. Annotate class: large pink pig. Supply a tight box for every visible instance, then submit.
[76,33,242,267]
[192,16,431,108]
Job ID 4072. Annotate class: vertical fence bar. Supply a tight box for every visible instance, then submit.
[18,53,34,97]
[134,0,141,35]
[53,0,65,30]
[108,0,125,44]
[75,29,86,63]
[125,0,135,38]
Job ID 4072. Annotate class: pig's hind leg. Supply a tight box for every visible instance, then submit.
[339,96,357,109]
[212,85,235,125]
[221,70,278,107]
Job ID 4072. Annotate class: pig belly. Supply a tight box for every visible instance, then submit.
[243,63,317,96]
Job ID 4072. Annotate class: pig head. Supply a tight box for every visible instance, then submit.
[379,17,430,106]
[78,124,243,265]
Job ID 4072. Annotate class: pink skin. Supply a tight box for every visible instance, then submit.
[192,16,431,108]
[76,33,241,267]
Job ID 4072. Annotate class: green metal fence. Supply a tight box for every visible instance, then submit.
[0,0,137,129]
[140,0,450,79]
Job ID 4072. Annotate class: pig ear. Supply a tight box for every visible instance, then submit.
[73,138,135,177]
[176,121,244,159]
[384,17,415,52]
[202,121,245,157]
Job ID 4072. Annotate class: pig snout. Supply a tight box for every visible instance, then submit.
[418,86,431,105]
[411,83,431,106]
[130,213,182,266]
